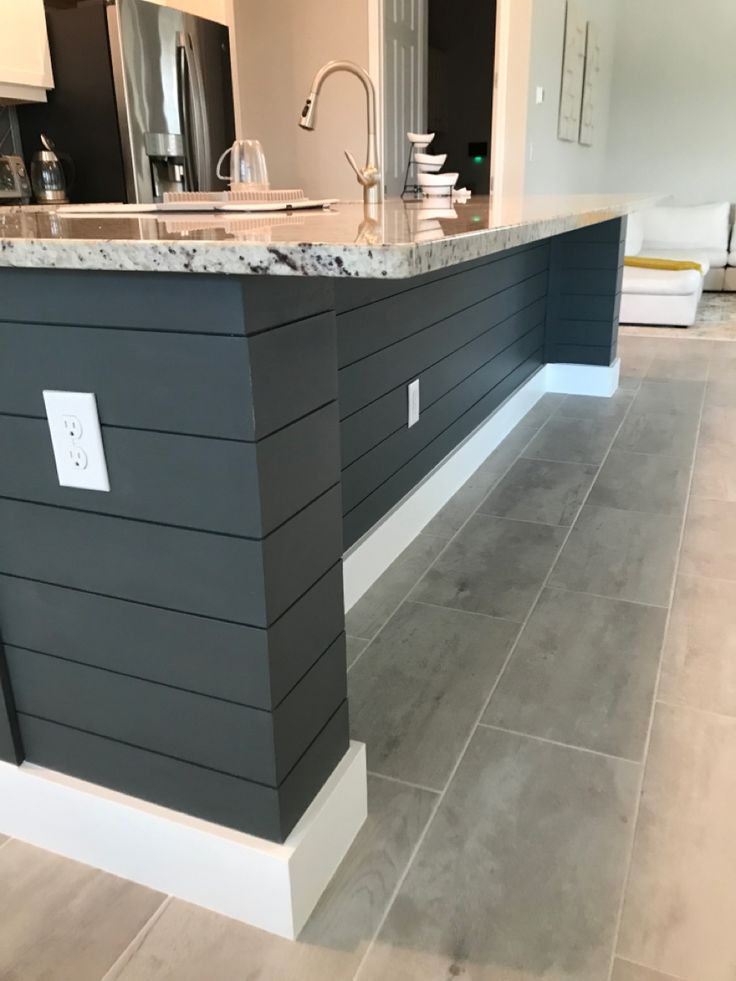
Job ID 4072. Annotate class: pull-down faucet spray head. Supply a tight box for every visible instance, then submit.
[299,93,318,130]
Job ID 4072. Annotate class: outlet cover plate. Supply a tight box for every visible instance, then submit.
[43,390,110,492]
[407,379,420,428]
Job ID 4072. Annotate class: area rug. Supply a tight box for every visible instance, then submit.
[620,292,736,341]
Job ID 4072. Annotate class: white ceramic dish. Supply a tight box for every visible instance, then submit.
[414,152,447,167]
[407,132,435,145]
[416,172,459,196]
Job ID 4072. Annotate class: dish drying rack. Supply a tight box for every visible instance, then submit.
[163,188,305,204]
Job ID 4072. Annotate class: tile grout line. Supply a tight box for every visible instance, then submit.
[476,722,640,765]
[407,597,523,625]
[655,697,736,723]
[352,389,639,981]
[366,769,441,796]
[603,343,710,981]
[614,954,687,981]
[345,410,551,674]
[99,894,173,981]
[544,583,669,610]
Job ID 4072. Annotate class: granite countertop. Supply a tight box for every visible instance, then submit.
[0,194,658,278]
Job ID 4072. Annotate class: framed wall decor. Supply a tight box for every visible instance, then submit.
[579,21,601,146]
[557,0,586,142]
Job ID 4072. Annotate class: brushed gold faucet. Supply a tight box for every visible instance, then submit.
[299,60,382,206]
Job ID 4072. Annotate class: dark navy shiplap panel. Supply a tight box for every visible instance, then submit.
[344,348,544,545]
[0,268,334,335]
[0,489,340,627]
[337,245,548,368]
[546,218,625,368]
[335,245,550,547]
[0,405,339,538]
[7,634,345,786]
[341,297,546,469]
[0,564,343,712]
[18,700,349,842]
[0,312,336,441]
[0,636,23,765]
[0,270,348,842]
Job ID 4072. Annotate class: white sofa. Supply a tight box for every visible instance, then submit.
[620,209,706,327]
[725,220,736,291]
[639,202,730,291]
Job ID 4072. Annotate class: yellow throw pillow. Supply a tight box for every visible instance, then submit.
[624,256,703,274]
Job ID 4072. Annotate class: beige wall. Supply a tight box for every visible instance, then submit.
[144,0,229,25]
[230,0,370,200]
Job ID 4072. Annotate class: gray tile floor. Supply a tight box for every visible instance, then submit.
[2,333,736,980]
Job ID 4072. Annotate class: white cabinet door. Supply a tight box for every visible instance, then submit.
[383,0,427,197]
[0,0,53,103]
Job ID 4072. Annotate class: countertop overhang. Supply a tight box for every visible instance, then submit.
[0,194,659,278]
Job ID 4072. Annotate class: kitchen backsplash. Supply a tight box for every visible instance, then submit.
[0,106,21,156]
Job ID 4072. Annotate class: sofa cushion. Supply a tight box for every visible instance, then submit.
[642,202,730,251]
[622,265,703,297]
[637,248,713,274]
[729,251,736,266]
[730,221,736,254]
[625,212,644,256]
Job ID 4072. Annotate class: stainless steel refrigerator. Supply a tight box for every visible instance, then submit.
[18,0,234,203]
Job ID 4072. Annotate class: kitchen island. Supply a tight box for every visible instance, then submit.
[0,194,653,936]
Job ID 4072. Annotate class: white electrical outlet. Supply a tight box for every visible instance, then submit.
[407,379,420,428]
[536,86,545,104]
[43,391,110,492]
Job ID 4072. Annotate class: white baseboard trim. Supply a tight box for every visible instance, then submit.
[0,741,367,940]
[545,357,620,397]
[343,358,620,611]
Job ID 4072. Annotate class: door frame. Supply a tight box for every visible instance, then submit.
[490,0,532,198]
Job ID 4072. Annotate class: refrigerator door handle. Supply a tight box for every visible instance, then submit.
[176,32,195,190]
[176,31,210,192]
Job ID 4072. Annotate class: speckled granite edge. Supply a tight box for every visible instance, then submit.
[0,201,651,279]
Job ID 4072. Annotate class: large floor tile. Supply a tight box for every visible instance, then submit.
[618,703,736,981]
[588,450,690,516]
[705,380,736,407]
[692,441,736,501]
[107,774,437,981]
[679,497,736,582]
[478,457,596,527]
[549,505,680,607]
[349,601,518,788]
[411,512,566,621]
[698,404,736,447]
[360,726,639,981]
[614,408,699,460]
[423,423,539,539]
[659,574,736,717]
[692,406,736,500]
[345,533,447,639]
[645,357,710,382]
[611,959,684,981]
[556,390,634,422]
[0,840,164,981]
[523,415,621,465]
[484,588,666,759]
[633,379,705,415]
[521,392,566,427]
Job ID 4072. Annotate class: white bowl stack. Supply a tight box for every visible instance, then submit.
[408,132,459,198]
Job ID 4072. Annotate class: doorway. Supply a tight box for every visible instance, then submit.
[382,0,497,198]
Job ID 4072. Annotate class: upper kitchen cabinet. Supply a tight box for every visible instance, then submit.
[0,0,54,103]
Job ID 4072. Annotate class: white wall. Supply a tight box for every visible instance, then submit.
[524,0,617,194]
[230,0,371,200]
[604,0,736,204]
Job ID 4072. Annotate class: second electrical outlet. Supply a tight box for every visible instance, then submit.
[407,379,420,427]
